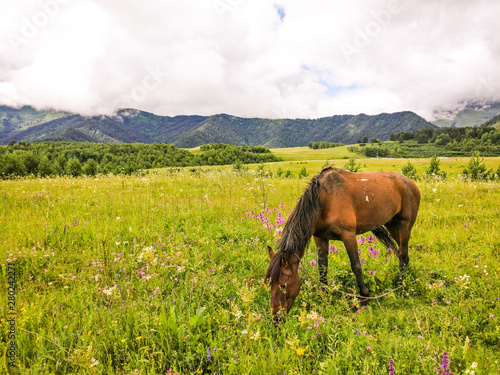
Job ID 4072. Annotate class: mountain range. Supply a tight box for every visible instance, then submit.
[0,106,438,147]
[432,101,500,128]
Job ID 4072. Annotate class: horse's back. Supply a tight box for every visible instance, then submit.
[316,168,420,232]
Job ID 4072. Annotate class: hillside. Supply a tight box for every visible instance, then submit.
[0,106,435,147]
[483,113,500,129]
[432,101,500,127]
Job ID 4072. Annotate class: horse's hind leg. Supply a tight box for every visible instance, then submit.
[341,233,370,305]
[314,236,329,285]
[386,218,412,284]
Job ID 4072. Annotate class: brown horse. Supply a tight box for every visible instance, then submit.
[265,166,421,316]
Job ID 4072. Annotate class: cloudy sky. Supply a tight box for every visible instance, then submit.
[1,0,499,120]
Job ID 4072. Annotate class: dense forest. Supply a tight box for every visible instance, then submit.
[349,126,500,158]
[0,141,279,178]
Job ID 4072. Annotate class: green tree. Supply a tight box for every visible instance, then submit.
[54,155,67,176]
[233,159,243,171]
[1,152,27,177]
[401,161,418,180]
[426,155,446,179]
[343,157,361,172]
[38,155,54,177]
[66,157,82,177]
[23,151,39,174]
[462,151,490,181]
[82,158,99,176]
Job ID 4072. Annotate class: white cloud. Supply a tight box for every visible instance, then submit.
[0,0,499,120]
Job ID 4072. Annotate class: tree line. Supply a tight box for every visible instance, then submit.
[347,126,500,158]
[308,142,344,149]
[389,126,500,155]
[0,141,279,179]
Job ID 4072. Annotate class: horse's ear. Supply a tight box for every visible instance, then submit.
[267,246,274,260]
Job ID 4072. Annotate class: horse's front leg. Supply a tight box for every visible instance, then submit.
[342,233,370,305]
[314,236,329,285]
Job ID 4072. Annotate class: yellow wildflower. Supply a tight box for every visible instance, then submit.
[296,346,309,356]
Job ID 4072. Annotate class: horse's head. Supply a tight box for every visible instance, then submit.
[265,246,301,318]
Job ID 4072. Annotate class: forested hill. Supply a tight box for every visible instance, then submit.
[0,106,435,147]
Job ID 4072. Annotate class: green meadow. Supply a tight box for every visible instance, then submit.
[1,150,499,374]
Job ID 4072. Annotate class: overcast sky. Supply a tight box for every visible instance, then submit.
[1,0,499,120]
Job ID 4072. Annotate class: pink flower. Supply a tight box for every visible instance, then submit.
[309,260,316,266]
[366,346,372,351]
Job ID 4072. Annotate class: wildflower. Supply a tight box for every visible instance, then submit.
[436,351,454,375]
[388,358,395,375]
[366,346,372,351]
[121,339,126,343]
[89,358,99,368]
[207,348,211,360]
[250,330,260,340]
[241,330,248,335]
[328,245,339,253]
[136,336,142,341]
[309,260,316,266]
[296,346,308,356]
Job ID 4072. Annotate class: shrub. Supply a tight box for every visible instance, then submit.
[343,157,361,172]
[425,155,446,179]
[298,167,308,178]
[462,151,491,181]
[401,161,418,180]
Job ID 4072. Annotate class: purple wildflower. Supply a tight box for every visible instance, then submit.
[328,245,339,253]
[388,358,395,375]
[207,348,211,360]
[436,351,454,375]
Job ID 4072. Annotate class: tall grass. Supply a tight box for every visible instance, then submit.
[0,165,499,374]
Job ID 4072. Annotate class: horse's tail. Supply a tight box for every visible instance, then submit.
[372,226,398,251]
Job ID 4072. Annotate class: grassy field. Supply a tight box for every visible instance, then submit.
[1,154,500,374]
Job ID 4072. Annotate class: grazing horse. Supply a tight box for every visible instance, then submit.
[265,166,421,316]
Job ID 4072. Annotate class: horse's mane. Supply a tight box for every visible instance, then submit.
[265,167,329,284]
